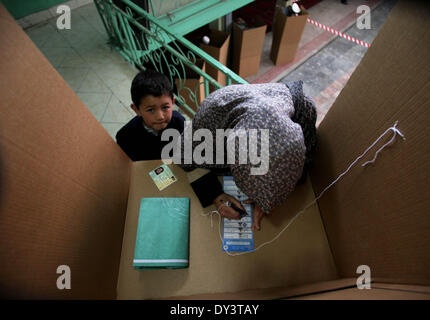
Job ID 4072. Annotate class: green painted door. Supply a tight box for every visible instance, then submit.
[1,0,68,19]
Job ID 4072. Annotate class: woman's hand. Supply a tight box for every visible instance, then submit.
[243,199,265,231]
[213,193,245,220]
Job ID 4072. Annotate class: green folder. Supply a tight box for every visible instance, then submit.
[133,197,190,269]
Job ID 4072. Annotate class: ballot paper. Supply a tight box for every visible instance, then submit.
[222,176,254,252]
[149,164,177,191]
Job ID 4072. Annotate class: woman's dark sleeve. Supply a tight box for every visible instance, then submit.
[186,168,223,207]
[175,116,224,207]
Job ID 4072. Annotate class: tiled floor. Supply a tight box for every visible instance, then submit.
[25,3,138,139]
[247,0,383,84]
[23,0,395,139]
[279,0,397,126]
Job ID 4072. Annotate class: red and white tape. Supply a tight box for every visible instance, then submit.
[307,18,370,48]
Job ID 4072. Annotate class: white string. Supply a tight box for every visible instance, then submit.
[201,210,229,254]
[361,121,406,167]
[202,121,406,256]
[201,210,219,229]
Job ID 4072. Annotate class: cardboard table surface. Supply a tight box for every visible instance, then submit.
[116,160,337,299]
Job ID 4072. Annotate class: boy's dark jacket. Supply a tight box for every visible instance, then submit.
[116,110,185,161]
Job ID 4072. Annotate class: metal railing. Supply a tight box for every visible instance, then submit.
[94,0,248,117]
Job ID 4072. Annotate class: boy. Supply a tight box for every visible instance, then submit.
[116,69,185,161]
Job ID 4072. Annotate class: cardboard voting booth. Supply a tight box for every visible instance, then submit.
[0,2,430,299]
[232,21,267,78]
[175,59,206,115]
[199,29,230,92]
[270,6,309,66]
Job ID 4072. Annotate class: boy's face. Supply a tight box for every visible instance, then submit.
[131,94,175,131]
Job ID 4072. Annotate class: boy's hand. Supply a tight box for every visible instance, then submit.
[214,193,245,220]
[243,199,265,231]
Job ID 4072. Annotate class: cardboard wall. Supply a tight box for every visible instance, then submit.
[0,5,131,298]
[168,278,357,300]
[292,282,430,300]
[170,278,430,300]
[310,0,430,286]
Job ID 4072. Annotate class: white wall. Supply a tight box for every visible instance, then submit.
[148,0,196,17]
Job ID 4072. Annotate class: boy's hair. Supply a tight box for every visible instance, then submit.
[130,69,174,108]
